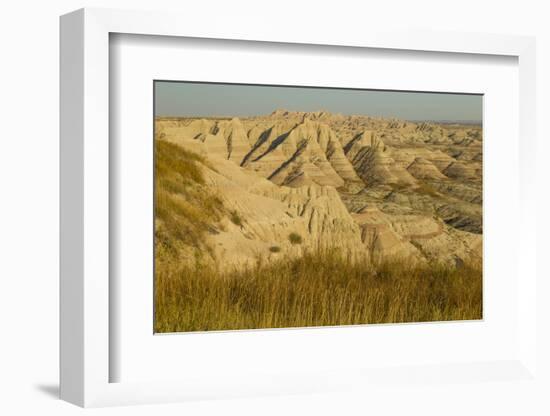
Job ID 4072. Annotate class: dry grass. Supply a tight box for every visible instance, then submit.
[154,250,482,333]
[155,140,224,254]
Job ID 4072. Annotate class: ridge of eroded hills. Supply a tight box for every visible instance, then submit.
[155,110,482,270]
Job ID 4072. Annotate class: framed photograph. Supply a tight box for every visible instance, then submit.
[152,81,484,334]
[60,8,539,408]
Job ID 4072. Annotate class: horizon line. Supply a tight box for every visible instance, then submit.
[154,111,482,124]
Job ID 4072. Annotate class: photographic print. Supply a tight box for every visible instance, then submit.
[154,81,482,333]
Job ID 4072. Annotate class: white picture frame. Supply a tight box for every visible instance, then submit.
[60,7,539,408]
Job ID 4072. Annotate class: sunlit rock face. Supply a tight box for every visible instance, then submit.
[155,110,482,268]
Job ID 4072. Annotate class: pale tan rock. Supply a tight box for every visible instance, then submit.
[443,161,479,180]
[155,110,483,269]
[407,157,447,180]
[216,118,252,164]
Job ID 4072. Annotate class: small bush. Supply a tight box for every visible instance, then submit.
[288,232,302,245]
[230,210,243,227]
[269,246,281,253]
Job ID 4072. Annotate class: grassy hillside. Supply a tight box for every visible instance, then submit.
[155,140,224,259]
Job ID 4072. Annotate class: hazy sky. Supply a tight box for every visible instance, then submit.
[155,81,482,122]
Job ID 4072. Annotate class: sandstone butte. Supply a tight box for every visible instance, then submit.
[155,110,483,270]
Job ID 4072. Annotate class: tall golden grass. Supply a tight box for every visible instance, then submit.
[154,250,482,333]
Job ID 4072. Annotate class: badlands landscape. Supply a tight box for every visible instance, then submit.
[154,109,482,332]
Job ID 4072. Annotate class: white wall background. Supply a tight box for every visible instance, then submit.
[0,1,548,415]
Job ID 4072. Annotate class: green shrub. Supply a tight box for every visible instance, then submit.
[230,210,243,227]
[269,246,281,253]
[288,232,302,245]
